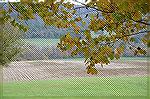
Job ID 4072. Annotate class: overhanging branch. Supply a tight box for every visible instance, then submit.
[117,30,150,39]
[73,1,113,13]
[73,1,150,26]
[131,19,150,26]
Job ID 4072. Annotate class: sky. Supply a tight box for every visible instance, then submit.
[38,0,90,5]
[64,0,86,5]
[0,0,90,4]
[0,0,20,2]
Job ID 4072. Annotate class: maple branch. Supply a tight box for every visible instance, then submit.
[131,19,150,26]
[99,30,149,45]
[73,1,150,26]
[9,3,22,16]
[74,9,98,16]
[73,1,113,13]
[117,30,150,39]
[127,41,137,49]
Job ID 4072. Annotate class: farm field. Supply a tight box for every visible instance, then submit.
[1,0,149,98]
[2,38,149,99]
[2,76,149,98]
[2,57,150,99]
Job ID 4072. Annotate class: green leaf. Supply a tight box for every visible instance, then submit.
[83,47,90,59]
[23,27,28,32]
[130,37,136,42]
[109,53,114,60]
[112,13,124,22]
[82,40,87,45]
[147,40,150,47]
[71,50,78,56]
[10,19,15,26]
[18,25,24,30]
[65,44,70,50]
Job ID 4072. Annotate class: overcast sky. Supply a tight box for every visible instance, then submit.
[38,0,90,5]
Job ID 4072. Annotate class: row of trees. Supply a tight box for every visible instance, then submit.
[0,0,149,74]
[18,44,73,61]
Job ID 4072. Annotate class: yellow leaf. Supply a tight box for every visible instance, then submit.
[116,46,124,54]
[74,26,80,34]
[66,32,71,39]
[115,53,120,59]
[75,17,82,22]
[132,11,142,21]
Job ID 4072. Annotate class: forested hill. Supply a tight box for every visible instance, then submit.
[21,5,87,39]
[23,22,72,39]
[23,18,144,44]
[5,3,145,40]
[21,5,103,39]
[8,3,146,41]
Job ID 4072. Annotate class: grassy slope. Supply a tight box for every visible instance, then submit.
[22,38,59,47]
[2,76,149,99]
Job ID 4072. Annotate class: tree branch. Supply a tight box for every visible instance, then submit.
[73,1,113,13]
[117,30,150,39]
[131,19,150,26]
[9,2,22,15]
[73,1,150,26]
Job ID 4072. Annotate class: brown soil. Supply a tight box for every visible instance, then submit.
[2,60,149,82]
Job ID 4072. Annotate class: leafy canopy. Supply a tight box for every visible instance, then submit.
[1,0,150,74]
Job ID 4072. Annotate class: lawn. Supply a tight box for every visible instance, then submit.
[22,38,59,47]
[2,76,149,99]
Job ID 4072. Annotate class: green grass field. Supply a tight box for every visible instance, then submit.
[3,38,149,99]
[22,38,59,47]
[2,76,149,99]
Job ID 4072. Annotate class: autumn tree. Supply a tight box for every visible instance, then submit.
[0,20,24,66]
[0,0,150,74]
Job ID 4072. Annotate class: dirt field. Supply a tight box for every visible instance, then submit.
[3,60,149,82]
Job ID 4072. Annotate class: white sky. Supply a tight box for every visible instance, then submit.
[65,0,86,5]
[0,0,20,2]
[0,0,90,4]
[39,0,89,5]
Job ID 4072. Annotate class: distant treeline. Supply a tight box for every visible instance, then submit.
[16,42,147,61]
[16,44,83,61]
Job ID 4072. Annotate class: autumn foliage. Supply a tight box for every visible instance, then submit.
[0,0,149,74]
